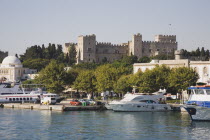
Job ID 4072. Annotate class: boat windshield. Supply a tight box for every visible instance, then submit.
[206,90,210,95]
[194,89,205,95]
[139,100,156,103]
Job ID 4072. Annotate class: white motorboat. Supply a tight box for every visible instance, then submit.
[0,83,60,103]
[105,89,171,112]
[182,84,210,121]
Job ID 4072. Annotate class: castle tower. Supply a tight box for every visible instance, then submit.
[129,33,143,58]
[77,34,96,63]
[155,35,176,42]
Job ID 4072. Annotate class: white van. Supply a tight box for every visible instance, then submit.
[41,97,56,105]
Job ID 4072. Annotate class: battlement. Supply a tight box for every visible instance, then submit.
[134,33,142,36]
[156,35,176,37]
[96,42,127,48]
[142,41,156,44]
[79,34,96,38]
[65,42,77,46]
[155,35,176,42]
[142,41,177,44]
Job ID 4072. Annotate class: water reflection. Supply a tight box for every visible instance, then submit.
[1,108,210,140]
[187,122,210,140]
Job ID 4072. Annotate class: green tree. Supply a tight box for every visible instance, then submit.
[111,55,138,74]
[138,65,171,93]
[95,64,118,92]
[22,79,36,84]
[35,60,68,93]
[68,44,77,65]
[22,58,50,71]
[66,68,80,86]
[168,67,199,93]
[121,55,138,65]
[72,62,99,70]
[195,47,201,56]
[114,75,133,94]
[201,47,205,57]
[129,70,144,88]
[138,56,151,63]
[73,70,96,95]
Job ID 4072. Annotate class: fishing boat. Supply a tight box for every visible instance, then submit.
[182,84,210,121]
[105,89,171,112]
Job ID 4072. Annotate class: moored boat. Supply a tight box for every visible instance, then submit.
[182,84,210,121]
[105,89,171,112]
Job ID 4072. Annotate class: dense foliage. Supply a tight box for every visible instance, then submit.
[23,54,199,95]
[73,70,96,94]
[35,60,69,93]
[136,65,171,93]
[181,47,210,60]
[168,67,199,93]
[22,58,50,71]
[19,44,77,71]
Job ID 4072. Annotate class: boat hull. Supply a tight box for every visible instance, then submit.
[183,105,210,121]
[111,103,171,112]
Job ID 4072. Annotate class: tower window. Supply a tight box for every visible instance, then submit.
[88,48,91,52]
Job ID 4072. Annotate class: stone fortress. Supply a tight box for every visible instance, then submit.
[64,33,178,63]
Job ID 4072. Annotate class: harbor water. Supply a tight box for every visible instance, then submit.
[1,108,210,140]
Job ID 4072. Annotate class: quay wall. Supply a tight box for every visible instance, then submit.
[1,103,105,111]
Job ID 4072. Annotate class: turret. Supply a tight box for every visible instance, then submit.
[175,50,182,60]
[77,34,96,63]
[129,33,143,58]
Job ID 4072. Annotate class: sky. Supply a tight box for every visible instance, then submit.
[0,0,210,55]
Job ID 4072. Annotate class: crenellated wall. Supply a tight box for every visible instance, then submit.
[64,33,178,64]
[155,35,176,42]
[95,42,128,63]
[142,39,177,57]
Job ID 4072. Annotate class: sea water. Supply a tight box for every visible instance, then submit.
[0,108,210,140]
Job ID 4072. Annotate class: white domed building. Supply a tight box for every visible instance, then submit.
[0,56,37,82]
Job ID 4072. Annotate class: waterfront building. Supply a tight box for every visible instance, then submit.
[64,33,177,63]
[133,50,210,83]
[0,56,37,82]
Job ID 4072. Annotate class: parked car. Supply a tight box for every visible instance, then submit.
[86,99,96,105]
[79,99,90,105]
[70,100,81,106]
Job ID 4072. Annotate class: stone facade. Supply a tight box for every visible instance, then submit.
[133,50,210,83]
[64,33,178,63]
